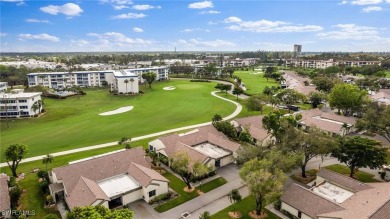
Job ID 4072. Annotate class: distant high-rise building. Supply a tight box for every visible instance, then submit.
[294,44,302,57]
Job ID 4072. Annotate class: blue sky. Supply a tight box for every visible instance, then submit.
[1,0,389,52]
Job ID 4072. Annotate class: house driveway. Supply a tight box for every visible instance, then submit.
[128,164,245,219]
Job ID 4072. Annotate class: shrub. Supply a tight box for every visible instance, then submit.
[10,186,22,210]
[37,170,49,181]
[39,181,49,195]
[274,199,281,210]
[148,192,172,205]
[42,214,60,219]
[8,176,16,187]
[46,195,54,205]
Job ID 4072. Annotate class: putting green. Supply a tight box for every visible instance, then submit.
[0,80,236,161]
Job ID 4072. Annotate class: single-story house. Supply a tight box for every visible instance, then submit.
[230,115,274,146]
[149,125,240,168]
[49,147,169,210]
[298,108,357,136]
[0,174,10,219]
[281,169,390,219]
[370,89,390,106]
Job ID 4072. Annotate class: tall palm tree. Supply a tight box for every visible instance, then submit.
[124,79,129,94]
[130,78,134,93]
[42,154,54,171]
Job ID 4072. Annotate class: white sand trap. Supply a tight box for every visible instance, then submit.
[249,72,262,75]
[99,106,134,116]
[163,86,176,90]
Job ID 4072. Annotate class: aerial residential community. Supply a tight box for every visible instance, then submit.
[1,1,390,219]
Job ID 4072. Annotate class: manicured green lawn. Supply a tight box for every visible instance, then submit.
[210,195,280,219]
[215,92,276,118]
[384,70,390,78]
[0,80,236,161]
[324,164,380,183]
[234,70,278,95]
[155,171,227,212]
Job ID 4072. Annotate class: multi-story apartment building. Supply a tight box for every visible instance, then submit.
[0,91,42,118]
[285,59,381,69]
[0,82,8,93]
[27,66,169,93]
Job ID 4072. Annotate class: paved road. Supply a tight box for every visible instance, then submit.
[0,91,242,168]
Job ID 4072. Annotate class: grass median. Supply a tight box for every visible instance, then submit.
[154,171,227,213]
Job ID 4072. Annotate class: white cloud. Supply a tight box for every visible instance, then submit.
[18,33,60,42]
[100,0,133,10]
[132,4,161,10]
[177,38,235,48]
[26,19,51,23]
[200,10,220,14]
[0,33,7,37]
[317,24,381,40]
[0,0,24,6]
[188,1,213,9]
[111,13,146,19]
[181,28,210,32]
[224,16,242,23]
[386,0,390,3]
[351,0,382,5]
[224,17,323,33]
[133,27,144,32]
[362,6,383,12]
[208,21,218,25]
[87,32,153,45]
[113,5,129,10]
[40,3,83,17]
[339,1,349,4]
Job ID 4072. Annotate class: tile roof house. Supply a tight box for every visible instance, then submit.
[149,125,240,168]
[230,115,274,146]
[0,174,10,218]
[298,108,357,136]
[49,147,169,210]
[281,71,316,96]
[281,169,390,219]
[370,89,390,106]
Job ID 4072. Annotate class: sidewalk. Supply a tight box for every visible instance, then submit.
[0,91,242,168]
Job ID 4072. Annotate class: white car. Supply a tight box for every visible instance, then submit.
[382,165,390,171]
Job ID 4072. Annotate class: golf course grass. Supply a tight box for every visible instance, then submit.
[0,80,236,161]
[234,70,279,95]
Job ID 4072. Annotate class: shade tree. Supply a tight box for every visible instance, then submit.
[4,144,28,177]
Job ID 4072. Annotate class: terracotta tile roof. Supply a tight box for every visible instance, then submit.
[158,125,239,164]
[128,162,168,187]
[299,108,357,134]
[281,183,345,218]
[317,169,373,192]
[369,199,390,219]
[52,147,166,209]
[233,116,271,141]
[66,176,109,209]
[319,182,390,219]
[0,175,10,212]
[53,147,149,194]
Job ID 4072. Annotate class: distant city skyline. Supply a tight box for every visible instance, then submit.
[1,0,390,52]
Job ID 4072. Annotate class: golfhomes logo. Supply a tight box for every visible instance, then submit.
[1,210,36,217]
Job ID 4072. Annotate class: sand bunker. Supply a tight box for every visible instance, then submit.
[163,86,176,90]
[99,106,134,116]
[249,72,262,75]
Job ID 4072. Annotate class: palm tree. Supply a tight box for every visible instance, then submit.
[32,101,39,115]
[130,78,134,93]
[42,154,54,171]
[124,79,129,94]
[228,189,242,216]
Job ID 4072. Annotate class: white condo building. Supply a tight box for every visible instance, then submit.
[27,66,169,94]
[285,59,381,69]
[0,91,43,118]
[0,82,8,93]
